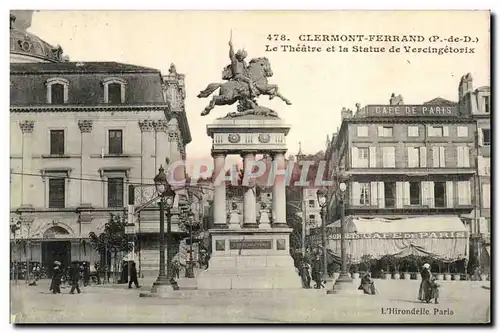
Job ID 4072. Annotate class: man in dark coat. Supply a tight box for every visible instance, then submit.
[69,261,81,294]
[50,261,62,294]
[128,261,140,289]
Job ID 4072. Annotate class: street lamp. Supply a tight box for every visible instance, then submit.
[328,182,355,295]
[316,188,329,283]
[151,165,176,294]
[185,212,196,279]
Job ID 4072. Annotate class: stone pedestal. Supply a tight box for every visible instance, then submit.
[200,116,299,290]
[197,229,301,290]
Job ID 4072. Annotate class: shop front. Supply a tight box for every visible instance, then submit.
[324,215,469,279]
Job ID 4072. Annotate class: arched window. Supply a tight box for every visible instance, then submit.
[45,78,69,104]
[103,78,127,104]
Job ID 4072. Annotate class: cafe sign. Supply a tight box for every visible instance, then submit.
[361,105,458,117]
[328,231,468,240]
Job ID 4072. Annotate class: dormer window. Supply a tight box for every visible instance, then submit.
[103,78,127,104]
[46,78,69,104]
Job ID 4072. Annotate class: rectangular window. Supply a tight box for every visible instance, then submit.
[51,83,65,104]
[378,126,393,137]
[410,182,420,205]
[308,214,316,225]
[408,126,419,137]
[108,130,123,154]
[482,129,491,146]
[48,178,65,208]
[382,147,396,168]
[108,83,122,104]
[358,147,369,168]
[107,177,124,208]
[434,182,446,208]
[357,126,368,137]
[457,126,468,137]
[432,147,446,167]
[50,130,65,155]
[429,126,443,137]
[456,146,470,167]
[308,200,315,208]
[384,182,396,208]
[484,96,490,114]
[360,183,370,205]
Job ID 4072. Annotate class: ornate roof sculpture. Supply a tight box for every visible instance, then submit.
[10,11,69,63]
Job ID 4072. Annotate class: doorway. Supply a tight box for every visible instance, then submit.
[42,241,71,277]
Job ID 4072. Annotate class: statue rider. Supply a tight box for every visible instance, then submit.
[228,39,259,98]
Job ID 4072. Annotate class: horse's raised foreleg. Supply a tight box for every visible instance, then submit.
[266,85,292,105]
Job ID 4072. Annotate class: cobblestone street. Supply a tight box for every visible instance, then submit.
[10,279,490,324]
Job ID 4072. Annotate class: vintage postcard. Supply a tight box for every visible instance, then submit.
[9,10,490,324]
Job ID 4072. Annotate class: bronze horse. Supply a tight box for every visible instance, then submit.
[197,57,291,116]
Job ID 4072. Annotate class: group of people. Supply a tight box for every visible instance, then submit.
[297,255,325,289]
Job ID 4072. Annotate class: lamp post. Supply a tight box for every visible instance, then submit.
[316,189,329,282]
[328,182,355,294]
[150,165,176,294]
[185,212,195,278]
[124,222,136,283]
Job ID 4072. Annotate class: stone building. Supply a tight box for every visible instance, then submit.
[458,73,491,268]
[323,93,478,272]
[9,11,191,276]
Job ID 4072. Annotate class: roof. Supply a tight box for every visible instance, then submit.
[327,215,468,234]
[423,97,457,106]
[10,61,161,74]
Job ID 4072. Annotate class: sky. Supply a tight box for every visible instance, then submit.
[25,11,490,164]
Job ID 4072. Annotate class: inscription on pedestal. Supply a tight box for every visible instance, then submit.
[229,240,272,250]
[215,240,226,251]
[276,239,286,250]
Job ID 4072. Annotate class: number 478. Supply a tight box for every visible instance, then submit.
[267,34,288,41]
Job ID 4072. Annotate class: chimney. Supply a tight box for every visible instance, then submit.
[341,107,352,121]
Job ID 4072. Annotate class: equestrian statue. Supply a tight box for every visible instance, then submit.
[197,33,292,118]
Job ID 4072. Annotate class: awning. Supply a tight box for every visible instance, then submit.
[325,216,469,263]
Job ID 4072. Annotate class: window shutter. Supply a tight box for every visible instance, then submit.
[478,129,484,147]
[432,147,440,167]
[439,147,446,167]
[378,182,385,208]
[427,125,434,137]
[370,182,378,207]
[458,181,471,205]
[443,126,449,137]
[403,182,410,206]
[383,147,395,168]
[408,126,419,137]
[456,147,464,167]
[407,147,417,168]
[463,147,470,167]
[351,147,359,168]
[369,147,377,168]
[446,181,454,208]
[396,182,404,208]
[457,126,468,137]
[428,181,435,208]
[419,147,427,167]
[420,181,428,206]
[378,126,383,136]
[482,184,490,209]
[351,182,360,206]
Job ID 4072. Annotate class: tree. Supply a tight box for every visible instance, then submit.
[88,213,135,283]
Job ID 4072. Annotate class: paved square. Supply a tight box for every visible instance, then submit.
[10,279,490,323]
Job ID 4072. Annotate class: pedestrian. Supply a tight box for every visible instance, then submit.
[299,259,312,289]
[119,261,128,284]
[82,262,90,286]
[69,261,81,294]
[50,261,62,294]
[429,275,440,304]
[128,261,140,289]
[312,256,323,289]
[418,263,432,302]
[358,272,377,295]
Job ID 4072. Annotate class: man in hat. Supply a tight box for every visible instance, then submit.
[69,261,81,294]
[228,39,259,97]
[50,261,62,294]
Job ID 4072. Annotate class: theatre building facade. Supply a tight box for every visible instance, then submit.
[323,100,478,276]
[9,11,191,276]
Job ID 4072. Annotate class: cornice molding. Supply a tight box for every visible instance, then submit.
[10,104,170,113]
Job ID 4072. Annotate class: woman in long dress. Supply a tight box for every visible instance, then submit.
[418,263,432,302]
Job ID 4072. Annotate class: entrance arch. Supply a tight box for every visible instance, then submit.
[42,226,72,277]
[43,226,70,238]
